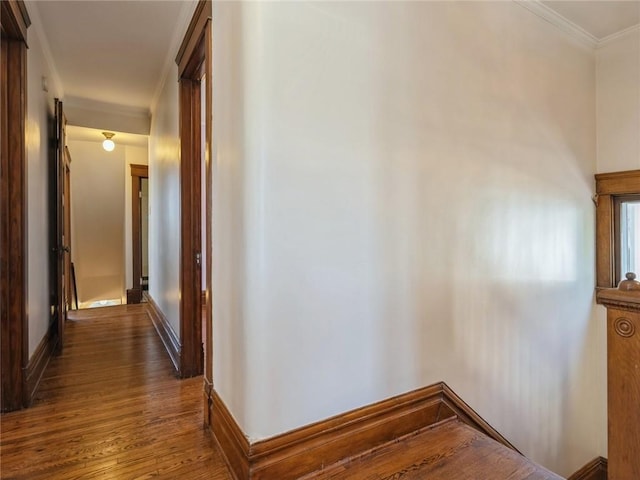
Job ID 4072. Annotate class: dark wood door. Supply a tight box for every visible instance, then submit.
[63,150,72,311]
[49,98,67,350]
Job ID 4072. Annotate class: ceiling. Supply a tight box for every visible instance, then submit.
[28,0,639,140]
[542,1,640,39]
[31,0,194,113]
[66,125,148,148]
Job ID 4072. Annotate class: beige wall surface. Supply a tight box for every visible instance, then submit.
[68,140,126,305]
[211,2,604,477]
[596,30,640,173]
[148,65,181,336]
[25,12,63,358]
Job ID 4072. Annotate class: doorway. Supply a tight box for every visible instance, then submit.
[66,132,147,309]
[127,164,149,304]
[176,0,212,383]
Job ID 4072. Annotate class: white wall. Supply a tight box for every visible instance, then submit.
[26,17,61,357]
[212,0,251,423]
[212,2,604,476]
[148,68,181,335]
[591,25,640,460]
[596,29,640,173]
[124,145,149,294]
[68,140,125,305]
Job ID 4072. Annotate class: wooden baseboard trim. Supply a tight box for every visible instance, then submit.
[209,381,517,480]
[440,383,520,453]
[210,390,250,480]
[24,323,57,405]
[568,457,608,480]
[146,295,181,375]
[126,288,143,304]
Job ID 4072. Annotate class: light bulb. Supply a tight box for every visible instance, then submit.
[102,132,116,151]
[103,139,115,151]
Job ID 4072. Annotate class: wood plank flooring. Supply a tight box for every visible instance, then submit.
[309,418,563,480]
[2,304,562,480]
[0,304,232,480]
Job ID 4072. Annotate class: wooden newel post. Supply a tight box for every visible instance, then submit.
[596,272,640,480]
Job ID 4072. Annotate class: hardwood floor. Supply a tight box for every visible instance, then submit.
[309,418,562,480]
[1,304,563,480]
[0,304,232,480]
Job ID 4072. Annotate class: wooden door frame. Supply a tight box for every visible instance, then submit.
[0,0,30,412]
[127,164,148,304]
[176,0,212,380]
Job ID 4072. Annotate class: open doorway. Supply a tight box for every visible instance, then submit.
[66,128,149,310]
[127,164,149,304]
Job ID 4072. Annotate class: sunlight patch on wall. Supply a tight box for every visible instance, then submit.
[26,119,41,152]
[478,194,579,283]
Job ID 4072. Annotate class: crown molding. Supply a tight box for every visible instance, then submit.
[515,0,640,50]
[598,23,640,48]
[514,0,598,48]
[150,0,199,114]
[24,1,64,98]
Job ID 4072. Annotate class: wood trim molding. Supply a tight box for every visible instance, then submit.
[210,390,251,480]
[126,288,143,305]
[596,288,640,313]
[595,170,640,196]
[176,0,212,380]
[440,382,520,453]
[595,194,614,288]
[594,169,640,289]
[201,3,214,393]
[175,1,211,76]
[1,4,29,412]
[208,382,519,480]
[178,75,203,378]
[146,295,181,375]
[130,163,148,178]
[24,323,58,405]
[568,457,608,480]
[1,1,31,42]
[129,164,147,305]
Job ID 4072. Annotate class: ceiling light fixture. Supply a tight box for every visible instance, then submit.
[102,132,115,152]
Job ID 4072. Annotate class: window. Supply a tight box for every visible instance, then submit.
[618,197,640,282]
[595,170,640,290]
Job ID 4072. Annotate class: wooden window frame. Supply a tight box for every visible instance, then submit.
[595,169,640,292]
[613,194,640,286]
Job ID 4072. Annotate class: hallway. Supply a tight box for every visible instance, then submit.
[0,305,232,479]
